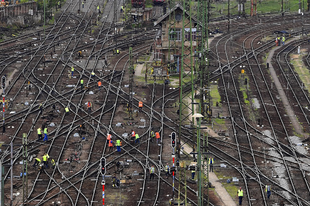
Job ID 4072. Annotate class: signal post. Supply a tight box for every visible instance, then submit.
[170,132,176,197]
[101,157,106,206]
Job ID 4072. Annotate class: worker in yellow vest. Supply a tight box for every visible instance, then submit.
[237,187,243,205]
[43,127,48,141]
[33,158,41,167]
[71,66,74,77]
[80,79,84,89]
[37,127,42,141]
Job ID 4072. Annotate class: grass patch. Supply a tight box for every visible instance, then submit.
[290,52,310,95]
[214,170,238,201]
[210,84,221,107]
[214,118,225,125]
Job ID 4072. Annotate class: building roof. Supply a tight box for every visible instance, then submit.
[154,4,198,26]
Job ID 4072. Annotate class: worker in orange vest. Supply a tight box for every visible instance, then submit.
[87,101,92,113]
[108,139,114,152]
[139,101,143,112]
[98,80,102,91]
[131,130,135,143]
[107,133,112,144]
[155,131,160,144]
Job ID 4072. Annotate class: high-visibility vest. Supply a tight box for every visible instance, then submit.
[42,155,47,161]
[121,6,123,10]
[44,128,48,134]
[165,165,169,172]
[135,134,139,140]
[58,1,60,5]
[282,37,285,41]
[51,159,55,166]
[98,81,102,86]
[37,128,42,134]
[71,67,74,72]
[81,79,84,84]
[87,102,92,108]
[238,189,243,197]
[150,167,155,173]
[150,131,155,137]
[107,134,111,141]
[265,185,271,192]
[97,5,99,9]
[139,101,143,107]
[116,49,119,54]
[45,154,50,158]
[65,107,69,112]
[155,132,160,139]
[191,170,195,173]
[131,131,135,137]
[109,140,113,147]
[116,140,121,146]
[277,37,280,40]
[35,158,41,163]
[209,158,214,164]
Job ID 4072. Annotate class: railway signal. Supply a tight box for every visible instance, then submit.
[101,157,106,175]
[1,76,5,90]
[171,132,176,148]
[101,157,106,206]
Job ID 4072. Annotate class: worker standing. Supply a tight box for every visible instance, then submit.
[209,157,214,172]
[42,154,49,169]
[71,66,74,77]
[277,36,281,46]
[37,127,42,141]
[108,139,114,152]
[33,158,41,167]
[80,79,84,90]
[98,80,102,91]
[87,101,92,113]
[51,159,56,169]
[139,101,143,112]
[155,131,160,144]
[107,133,112,144]
[191,168,195,180]
[97,5,100,14]
[165,163,170,179]
[265,185,271,199]
[275,37,278,46]
[135,133,140,144]
[237,187,243,205]
[82,1,84,8]
[150,130,155,142]
[149,166,155,180]
[282,36,285,45]
[116,139,121,152]
[43,127,48,141]
[120,6,124,13]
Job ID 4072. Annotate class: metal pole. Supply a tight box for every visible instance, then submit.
[10,141,13,206]
[172,148,175,197]
[44,0,45,37]
[102,183,105,205]
[197,117,202,206]
[0,160,3,206]
[2,76,6,134]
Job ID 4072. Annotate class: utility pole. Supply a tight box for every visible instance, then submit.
[10,142,13,206]
[228,0,230,32]
[22,133,28,205]
[128,47,134,120]
[0,160,3,206]
[2,76,6,133]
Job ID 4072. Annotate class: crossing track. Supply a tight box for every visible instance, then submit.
[2,0,310,205]
[205,13,310,205]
